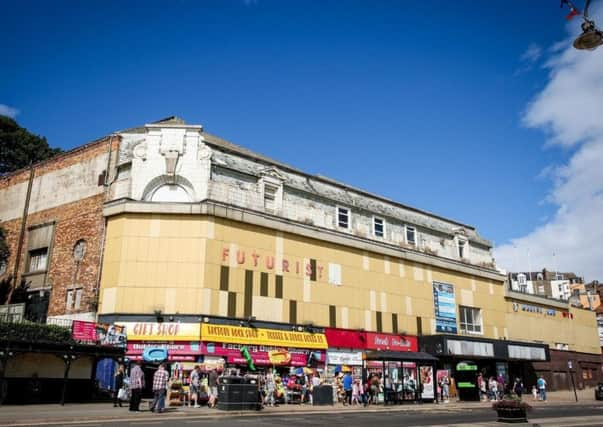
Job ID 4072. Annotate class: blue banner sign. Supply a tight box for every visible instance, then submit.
[433,281,457,333]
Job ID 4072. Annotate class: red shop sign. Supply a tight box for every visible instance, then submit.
[72,320,97,342]
[365,333,418,352]
[324,328,366,349]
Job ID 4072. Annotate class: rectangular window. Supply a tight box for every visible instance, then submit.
[289,300,297,324]
[458,239,467,259]
[264,182,279,211]
[260,272,268,297]
[28,248,48,272]
[337,206,350,229]
[275,275,283,299]
[227,292,237,317]
[406,226,416,245]
[329,305,336,328]
[244,270,253,317]
[392,313,398,334]
[66,290,74,310]
[373,217,385,237]
[310,259,317,281]
[328,263,342,286]
[74,288,82,310]
[220,266,229,291]
[376,311,383,333]
[459,305,483,334]
[416,316,423,335]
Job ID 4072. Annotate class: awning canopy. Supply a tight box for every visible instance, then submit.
[364,350,438,362]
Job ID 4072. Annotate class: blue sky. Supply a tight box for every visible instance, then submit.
[2,1,601,278]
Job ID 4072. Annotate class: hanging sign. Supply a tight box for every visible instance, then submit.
[268,349,292,365]
[201,324,327,349]
[433,281,457,333]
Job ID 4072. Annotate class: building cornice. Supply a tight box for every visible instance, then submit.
[505,289,569,310]
[103,198,506,283]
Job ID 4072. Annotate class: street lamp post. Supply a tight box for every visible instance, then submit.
[59,351,78,406]
[568,360,578,402]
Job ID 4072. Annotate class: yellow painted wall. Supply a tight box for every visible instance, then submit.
[99,214,507,337]
[99,213,599,354]
[504,300,600,354]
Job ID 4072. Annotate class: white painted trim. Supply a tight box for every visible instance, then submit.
[336,205,351,230]
[372,215,385,238]
[405,225,417,246]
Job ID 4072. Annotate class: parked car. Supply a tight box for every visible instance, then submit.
[595,383,603,400]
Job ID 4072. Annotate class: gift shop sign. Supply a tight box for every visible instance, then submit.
[365,332,418,352]
[117,322,201,341]
[201,324,328,349]
[222,248,324,279]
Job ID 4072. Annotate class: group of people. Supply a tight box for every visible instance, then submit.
[333,371,420,406]
[112,362,222,413]
[476,373,548,402]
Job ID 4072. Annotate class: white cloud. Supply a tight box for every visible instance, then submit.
[521,43,542,63]
[0,104,19,118]
[494,2,603,281]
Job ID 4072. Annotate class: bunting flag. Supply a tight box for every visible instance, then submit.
[560,0,581,20]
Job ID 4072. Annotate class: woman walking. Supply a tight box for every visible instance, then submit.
[114,364,125,407]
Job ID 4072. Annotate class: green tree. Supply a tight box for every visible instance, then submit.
[0,115,62,174]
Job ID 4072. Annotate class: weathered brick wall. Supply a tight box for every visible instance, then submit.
[0,136,119,317]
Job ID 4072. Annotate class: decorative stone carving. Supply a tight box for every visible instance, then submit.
[133,142,148,161]
[259,166,286,182]
[197,144,212,160]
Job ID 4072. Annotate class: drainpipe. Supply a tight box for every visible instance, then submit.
[6,166,35,304]
[92,134,117,317]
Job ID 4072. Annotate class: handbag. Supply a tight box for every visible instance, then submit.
[117,387,128,401]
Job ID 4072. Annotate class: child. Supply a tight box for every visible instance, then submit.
[531,385,538,401]
[351,379,359,405]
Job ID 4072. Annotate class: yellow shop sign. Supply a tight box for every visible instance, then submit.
[201,324,328,349]
[118,322,201,341]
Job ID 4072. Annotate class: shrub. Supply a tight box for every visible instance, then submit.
[0,321,73,344]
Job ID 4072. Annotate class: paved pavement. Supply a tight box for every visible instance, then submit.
[0,388,600,426]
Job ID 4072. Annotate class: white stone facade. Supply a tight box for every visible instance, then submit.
[111,120,495,269]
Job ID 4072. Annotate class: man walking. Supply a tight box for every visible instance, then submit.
[190,365,201,408]
[129,362,145,412]
[342,371,353,406]
[150,363,169,413]
[208,369,219,408]
[537,375,547,402]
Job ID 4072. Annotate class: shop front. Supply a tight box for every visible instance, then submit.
[200,323,328,375]
[420,335,549,401]
[117,321,202,396]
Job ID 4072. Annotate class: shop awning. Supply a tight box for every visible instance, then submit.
[364,350,438,362]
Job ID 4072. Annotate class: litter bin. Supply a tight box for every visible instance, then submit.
[217,377,259,411]
[312,385,334,405]
[595,383,603,400]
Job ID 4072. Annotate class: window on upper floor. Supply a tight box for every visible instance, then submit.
[457,238,467,259]
[263,182,279,211]
[28,248,48,273]
[405,226,416,245]
[373,217,385,238]
[537,273,544,280]
[518,274,527,285]
[459,305,483,335]
[66,288,83,311]
[337,206,350,229]
[556,274,564,280]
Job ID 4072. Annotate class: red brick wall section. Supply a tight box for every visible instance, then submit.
[0,194,105,316]
[0,135,121,316]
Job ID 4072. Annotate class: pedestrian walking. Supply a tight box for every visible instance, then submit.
[128,362,145,412]
[208,369,219,408]
[513,378,524,399]
[342,371,353,406]
[113,364,125,407]
[537,375,547,401]
[150,363,169,413]
[190,365,201,408]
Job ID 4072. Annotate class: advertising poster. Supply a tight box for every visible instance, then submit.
[72,320,97,342]
[433,281,457,333]
[97,323,127,347]
[419,365,434,399]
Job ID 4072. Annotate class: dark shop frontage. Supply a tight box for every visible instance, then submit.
[419,335,549,401]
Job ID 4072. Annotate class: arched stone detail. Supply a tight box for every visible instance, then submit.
[141,175,196,202]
